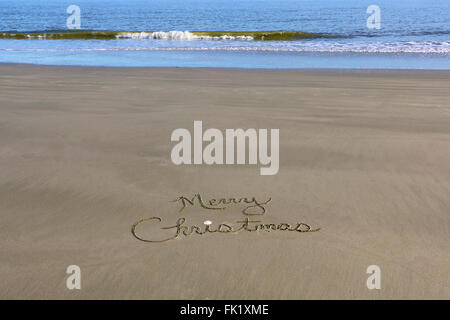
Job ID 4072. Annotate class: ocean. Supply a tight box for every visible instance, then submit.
[0,0,449,68]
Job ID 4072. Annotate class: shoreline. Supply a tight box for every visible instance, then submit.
[1,62,450,74]
[1,49,448,70]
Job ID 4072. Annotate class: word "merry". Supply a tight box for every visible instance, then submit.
[172,193,271,215]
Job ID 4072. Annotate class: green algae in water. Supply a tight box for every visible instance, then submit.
[0,31,119,40]
[191,31,332,40]
[0,30,339,40]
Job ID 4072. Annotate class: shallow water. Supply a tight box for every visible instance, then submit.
[0,0,449,68]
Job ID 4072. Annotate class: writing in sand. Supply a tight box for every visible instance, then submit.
[172,193,271,215]
[131,194,320,243]
[131,216,320,243]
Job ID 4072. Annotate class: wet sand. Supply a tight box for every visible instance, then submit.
[0,65,449,299]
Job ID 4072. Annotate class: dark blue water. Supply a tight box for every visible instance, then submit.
[0,0,449,68]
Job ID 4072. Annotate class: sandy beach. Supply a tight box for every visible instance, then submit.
[0,64,449,299]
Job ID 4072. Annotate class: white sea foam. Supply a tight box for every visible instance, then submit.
[2,40,449,54]
[3,46,449,54]
[116,31,253,41]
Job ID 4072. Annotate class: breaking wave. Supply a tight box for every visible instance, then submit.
[116,31,254,40]
[0,30,333,41]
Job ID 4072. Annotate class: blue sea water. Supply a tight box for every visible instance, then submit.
[0,0,449,69]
